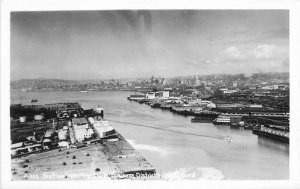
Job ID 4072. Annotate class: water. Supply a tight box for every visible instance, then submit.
[11,91,289,180]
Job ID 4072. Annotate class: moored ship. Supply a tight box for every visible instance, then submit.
[212,116,231,125]
[150,102,162,108]
[191,116,214,123]
[127,94,146,101]
[252,124,289,143]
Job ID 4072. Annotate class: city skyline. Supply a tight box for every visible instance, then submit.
[11,10,289,80]
[10,71,289,82]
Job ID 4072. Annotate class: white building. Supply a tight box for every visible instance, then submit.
[73,124,94,143]
[261,85,279,90]
[233,82,238,87]
[93,120,115,138]
[58,141,70,148]
[223,90,238,94]
[162,91,170,98]
[58,129,68,141]
[146,92,157,99]
[207,102,217,108]
[248,104,263,108]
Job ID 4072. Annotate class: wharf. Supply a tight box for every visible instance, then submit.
[11,131,156,180]
[10,102,156,180]
[252,129,289,143]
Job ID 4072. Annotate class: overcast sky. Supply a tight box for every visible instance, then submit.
[11,10,289,80]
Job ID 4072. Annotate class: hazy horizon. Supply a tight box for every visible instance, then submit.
[11,71,290,82]
[11,10,289,80]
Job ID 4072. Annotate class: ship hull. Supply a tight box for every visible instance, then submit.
[212,121,230,125]
[253,129,289,143]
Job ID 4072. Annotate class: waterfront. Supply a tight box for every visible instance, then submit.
[11,91,289,180]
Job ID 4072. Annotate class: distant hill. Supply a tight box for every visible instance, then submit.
[11,79,80,91]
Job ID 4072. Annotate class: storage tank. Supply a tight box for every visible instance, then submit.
[34,114,44,121]
[58,130,68,141]
[20,116,27,123]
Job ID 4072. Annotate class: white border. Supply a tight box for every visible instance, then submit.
[1,0,300,189]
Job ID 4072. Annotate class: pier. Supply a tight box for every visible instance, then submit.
[127,94,290,143]
[10,102,155,180]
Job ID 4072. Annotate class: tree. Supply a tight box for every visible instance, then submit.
[214,89,223,98]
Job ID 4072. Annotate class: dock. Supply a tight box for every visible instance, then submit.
[10,102,156,180]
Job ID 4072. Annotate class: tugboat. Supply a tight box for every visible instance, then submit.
[223,136,232,143]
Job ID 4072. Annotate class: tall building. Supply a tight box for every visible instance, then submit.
[195,73,200,86]
[233,82,238,87]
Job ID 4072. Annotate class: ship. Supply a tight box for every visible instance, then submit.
[127,94,146,101]
[223,136,232,142]
[194,110,219,118]
[137,98,153,104]
[191,116,214,123]
[212,116,231,125]
[150,102,162,108]
[252,124,289,143]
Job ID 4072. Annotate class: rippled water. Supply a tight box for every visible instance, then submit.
[11,91,289,179]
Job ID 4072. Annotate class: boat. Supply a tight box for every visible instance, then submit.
[31,99,38,103]
[160,103,174,110]
[212,116,230,125]
[191,116,214,123]
[150,102,162,108]
[223,136,232,142]
[194,110,219,118]
[80,91,88,93]
[127,94,146,101]
[229,116,243,127]
[137,98,152,104]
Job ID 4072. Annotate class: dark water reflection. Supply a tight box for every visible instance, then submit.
[257,136,289,154]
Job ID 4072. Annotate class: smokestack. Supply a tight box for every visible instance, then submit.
[53,118,55,130]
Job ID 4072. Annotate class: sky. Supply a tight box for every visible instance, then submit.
[11,10,289,80]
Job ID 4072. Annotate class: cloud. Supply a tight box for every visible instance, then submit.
[251,44,288,60]
[221,44,288,62]
[185,58,219,66]
[185,59,199,65]
[223,46,244,59]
